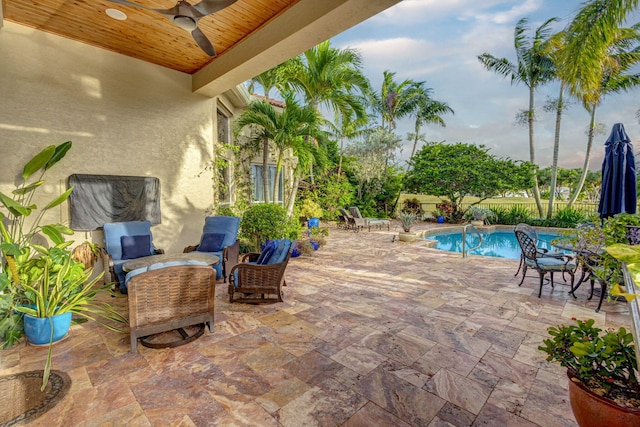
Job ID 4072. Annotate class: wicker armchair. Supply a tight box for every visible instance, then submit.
[184,216,240,283]
[228,240,292,304]
[127,265,215,353]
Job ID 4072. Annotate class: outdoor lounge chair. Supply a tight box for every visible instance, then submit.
[228,239,292,303]
[338,208,358,231]
[515,229,576,297]
[349,206,390,232]
[184,215,240,283]
[102,220,164,292]
[127,265,215,353]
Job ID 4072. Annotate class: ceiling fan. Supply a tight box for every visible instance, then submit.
[109,0,238,56]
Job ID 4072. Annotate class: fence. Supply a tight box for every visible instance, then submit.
[419,201,599,218]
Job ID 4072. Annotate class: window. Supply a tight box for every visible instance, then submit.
[217,109,229,144]
[251,165,283,203]
[217,159,231,205]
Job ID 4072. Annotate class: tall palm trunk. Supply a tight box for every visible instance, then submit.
[285,175,301,216]
[273,152,284,204]
[568,106,597,207]
[262,138,270,203]
[338,136,344,175]
[409,122,422,160]
[547,82,565,218]
[528,86,544,217]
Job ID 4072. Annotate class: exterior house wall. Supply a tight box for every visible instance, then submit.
[0,21,219,256]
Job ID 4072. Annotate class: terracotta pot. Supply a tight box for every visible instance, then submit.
[567,372,640,427]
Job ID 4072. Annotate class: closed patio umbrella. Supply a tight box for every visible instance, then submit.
[598,123,637,219]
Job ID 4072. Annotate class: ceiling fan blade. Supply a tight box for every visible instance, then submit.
[191,27,216,56]
[192,0,238,16]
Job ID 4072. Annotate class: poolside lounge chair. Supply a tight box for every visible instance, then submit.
[338,208,358,231]
[515,229,576,297]
[349,206,390,232]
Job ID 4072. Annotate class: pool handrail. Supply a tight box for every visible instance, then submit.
[462,224,483,258]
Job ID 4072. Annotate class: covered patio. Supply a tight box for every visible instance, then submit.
[1,222,630,426]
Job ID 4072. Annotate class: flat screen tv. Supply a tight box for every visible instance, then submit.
[68,174,161,231]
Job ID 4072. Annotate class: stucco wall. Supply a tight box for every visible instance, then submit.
[0,21,217,255]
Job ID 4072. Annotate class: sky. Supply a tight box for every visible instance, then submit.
[330,0,640,171]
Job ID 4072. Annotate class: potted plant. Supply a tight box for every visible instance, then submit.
[298,199,323,229]
[398,211,418,242]
[464,206,495,226]
[0,142,126,390]
[432,208,445,224]
[539,318,640,426]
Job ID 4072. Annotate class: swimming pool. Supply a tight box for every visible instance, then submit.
[426,229,563,260]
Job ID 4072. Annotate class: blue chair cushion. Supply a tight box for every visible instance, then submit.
[198,232,226,252]
[266,239,292,265]
[257,240,278,265]
[202,216,240,249]
[526,257,575,272]
[103,220,155,262]
[120,235,152,260]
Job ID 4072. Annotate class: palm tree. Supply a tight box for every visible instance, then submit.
[566,24,640,207]
[368,71,425,130]
[478,17,558,217]
[543,29,571,218]
[246,64,291,203]
[285,40,370,183]
[233,96,320,206]
[409,95,454,160]
[558,0,640,106]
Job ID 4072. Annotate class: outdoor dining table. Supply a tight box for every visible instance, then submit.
[553,241,609,312]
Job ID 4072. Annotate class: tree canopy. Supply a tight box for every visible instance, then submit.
[404,142,536,217]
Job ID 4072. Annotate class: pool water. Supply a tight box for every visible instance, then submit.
[428,230,562,260]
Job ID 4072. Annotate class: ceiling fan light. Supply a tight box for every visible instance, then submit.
[105,8,127,21]
[173,16,197,32]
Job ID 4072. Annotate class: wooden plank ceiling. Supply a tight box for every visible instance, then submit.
[2,0,299,74]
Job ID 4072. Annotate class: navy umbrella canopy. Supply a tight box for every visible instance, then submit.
[598,123,637,219]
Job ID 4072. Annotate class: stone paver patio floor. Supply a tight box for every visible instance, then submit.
[1,221,632,426]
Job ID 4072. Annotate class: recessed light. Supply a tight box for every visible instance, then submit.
[106,8,127,21]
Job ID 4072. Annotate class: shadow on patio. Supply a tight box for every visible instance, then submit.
[1,221,630,426]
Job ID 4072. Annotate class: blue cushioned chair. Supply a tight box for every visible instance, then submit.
[103,220,164,292]
[515,229,576,297]
[228,239,292,303]
[184,216,240,283]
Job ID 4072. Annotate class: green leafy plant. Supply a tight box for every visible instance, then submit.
[464,206,496,224]
[539,318,639,408]
[9,246,125,390]
[240,204,300,249]
[398,211,418,232]
[298,199,323,219]
[0,142,125,391]
[0,142,75,348]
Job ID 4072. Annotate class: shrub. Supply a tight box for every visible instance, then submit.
[493,205,532,225]
[402,198,422,215]
[553,207,588,228]
[298,199,323,219]
[240,204,300,249]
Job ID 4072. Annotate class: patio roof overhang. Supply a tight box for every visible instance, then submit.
[1,0,401,97]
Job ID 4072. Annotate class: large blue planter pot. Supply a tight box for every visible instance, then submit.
[307,217,319,229]
[437,216,445,224]
[23,312,72,345]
